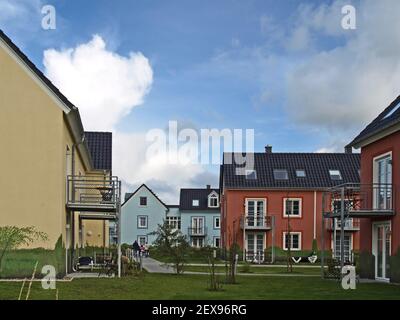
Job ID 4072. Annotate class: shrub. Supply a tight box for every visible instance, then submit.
[359,251,375,279]
[389,248,400,283]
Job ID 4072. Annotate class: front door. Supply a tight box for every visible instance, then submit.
[245,233,264,262]
[373,222,391,280]
[246,199,265,227]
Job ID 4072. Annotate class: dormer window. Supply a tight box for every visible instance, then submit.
[208,192,219,208]
[192,199,199,207]
[329,170,342,180]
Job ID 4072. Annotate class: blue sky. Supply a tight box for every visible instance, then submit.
[1,0,399,202]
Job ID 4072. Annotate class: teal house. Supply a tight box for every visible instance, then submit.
[121,184,220,248]
[177,186,221,248]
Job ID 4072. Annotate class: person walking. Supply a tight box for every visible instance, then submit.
[132,240,140,258]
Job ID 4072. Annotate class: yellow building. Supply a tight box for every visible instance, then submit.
[0,30,121,270]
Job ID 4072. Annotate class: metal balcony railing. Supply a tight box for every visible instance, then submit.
[327,218,360,231]
[188,227,207,236]
[240,215,272,230]
[66,175,121,212]
[324,183,395,217]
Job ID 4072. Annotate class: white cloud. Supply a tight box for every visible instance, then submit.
[43,35,216,202]
[286,0,400,136]
[43,35,153,131]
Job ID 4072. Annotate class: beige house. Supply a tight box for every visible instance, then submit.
[0,30,121,269]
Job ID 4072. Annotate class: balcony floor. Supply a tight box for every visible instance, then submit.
[324,210,395,219]
[66,202,118,213]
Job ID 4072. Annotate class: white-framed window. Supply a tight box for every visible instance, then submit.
[139,196,147,206]
[214,216,220,229]
[296,169,306,178]
[166,216,181,230]
[283,198,302,217]
[192,199,199,207]
[283,232,301,251]
[329,170,342,181]
[245,169,257,179]
[208,192,219,208]
[213,237,220,248]
[373,152,392,210]
[274,169,288,180]
[138,236,147,246]
[245,198,266,227]
[138,215,148,229]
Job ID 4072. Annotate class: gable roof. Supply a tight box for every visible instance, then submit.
[0,29,74,112]
[122,184,168,208]
[179,188,220,211]
[0,29,99,171]
[348,95,400,148]
[221,152,360,190]
[85,132,112,171]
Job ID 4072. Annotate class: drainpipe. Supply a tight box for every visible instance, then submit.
[69,134,86,270]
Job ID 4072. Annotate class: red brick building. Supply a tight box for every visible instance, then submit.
[220,148,360,262]
[346,95,400,281]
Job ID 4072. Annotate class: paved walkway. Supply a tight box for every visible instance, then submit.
[141,257,320,277]
[141,257,175,274]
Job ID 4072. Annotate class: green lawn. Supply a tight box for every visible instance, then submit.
[1,273,399,300]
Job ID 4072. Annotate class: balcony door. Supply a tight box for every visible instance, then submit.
[372,222,391,281]
[246,199,266,227]
[191,217,204,235]
[374,154,392,210]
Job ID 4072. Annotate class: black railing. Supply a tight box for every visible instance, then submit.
[327,218,360,230]
[325,183,395,216]
[67,175,121,209]
[188,227,207,236]
[240,215,272,229]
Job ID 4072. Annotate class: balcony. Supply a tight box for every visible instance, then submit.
[324,183,395,218]
[188,227,207,237]
[240,215,272,231]
[66,175,121,214]
[326,218,360,231]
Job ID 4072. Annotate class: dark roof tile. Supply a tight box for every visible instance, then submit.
[179,188,220,211]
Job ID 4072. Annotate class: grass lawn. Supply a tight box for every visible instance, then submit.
[184,265,321,275]
[0,273,399,300]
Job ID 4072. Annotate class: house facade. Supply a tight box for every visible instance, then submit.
[121,184,169,245]
[220,148,360,262]
[0,30,120,271]
[178,187,221,248]
[346,95,400,282]
[121,185,221,247]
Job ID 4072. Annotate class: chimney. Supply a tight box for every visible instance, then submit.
[265,145,272,153]
[345,146,352,154]
[206,184,211,189]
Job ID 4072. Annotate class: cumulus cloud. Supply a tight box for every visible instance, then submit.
[286,0,400,134]
[44,35,153,131]
[43,35,217,202]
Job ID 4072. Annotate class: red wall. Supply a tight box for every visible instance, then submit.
[221,189,359,252]
[359,130,400,255]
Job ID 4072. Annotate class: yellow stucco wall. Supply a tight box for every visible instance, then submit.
[0,39,110,249]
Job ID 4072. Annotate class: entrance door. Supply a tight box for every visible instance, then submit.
[373,222,391,280]
[245,233,264,262]
[246,199,265,227]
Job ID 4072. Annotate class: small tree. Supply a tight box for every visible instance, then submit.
[150,221,190,274]
[0,226,48,273]
[201,246,222,291]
